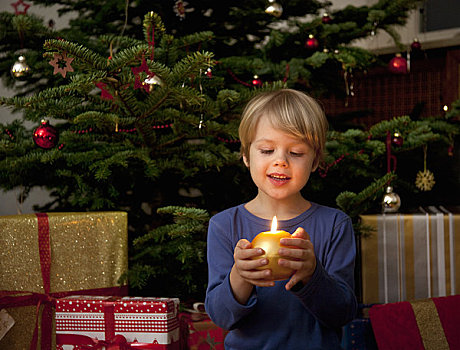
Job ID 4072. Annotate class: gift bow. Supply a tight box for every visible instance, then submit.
[56,334,163,350]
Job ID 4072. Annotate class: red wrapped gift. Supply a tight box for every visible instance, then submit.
[179,310,227,350]
[56,295,180,349]
[369,295,460,350]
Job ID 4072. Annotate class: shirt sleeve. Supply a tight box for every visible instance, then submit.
[204,216,257,330]
[291,215,358,329]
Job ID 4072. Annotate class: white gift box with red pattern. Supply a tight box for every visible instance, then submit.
[55,296,180,349]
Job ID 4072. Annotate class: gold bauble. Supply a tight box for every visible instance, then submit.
[251,230,294,280]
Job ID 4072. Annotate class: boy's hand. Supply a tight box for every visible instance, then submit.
[278,227,316,291]
[232,239,275,287]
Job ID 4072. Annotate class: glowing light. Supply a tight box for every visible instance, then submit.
[443,105,449,112]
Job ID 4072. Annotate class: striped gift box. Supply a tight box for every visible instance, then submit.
[360,208,459,304]
[56,296,180,349]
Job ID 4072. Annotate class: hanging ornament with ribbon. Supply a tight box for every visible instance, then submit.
[382,131,401,212]
[415,145,435,191]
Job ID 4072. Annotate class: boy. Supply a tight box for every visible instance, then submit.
[205,89,357,349]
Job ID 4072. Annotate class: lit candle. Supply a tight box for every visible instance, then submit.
[251,216,294,280]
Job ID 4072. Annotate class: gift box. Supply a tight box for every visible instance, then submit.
[369,294,460,350]
[179,310,227,350]
[55,296,180,349]
[0,212,128,350]
[360,210,460,304]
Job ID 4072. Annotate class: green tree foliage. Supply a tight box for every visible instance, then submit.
[2,1,458,300]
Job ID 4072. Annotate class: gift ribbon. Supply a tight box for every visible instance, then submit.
[56,334,172,349]
[410,299,450,350]
[0,213,128,350]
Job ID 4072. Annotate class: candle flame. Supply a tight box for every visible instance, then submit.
[271,216,277,232]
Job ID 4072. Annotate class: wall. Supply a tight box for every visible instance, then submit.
[0,2,75,215]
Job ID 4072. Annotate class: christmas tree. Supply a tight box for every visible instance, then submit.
[1,1,458,300]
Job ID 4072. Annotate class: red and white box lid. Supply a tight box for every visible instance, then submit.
[56,296,180,347]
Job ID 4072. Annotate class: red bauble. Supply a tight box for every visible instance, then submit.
[252,75,263,87]
[391,132,404,147]
[411,38,422,51]
[305,35,319,50]
[33,120,59,149]
[322,13,332,24]
[388,54,407,74]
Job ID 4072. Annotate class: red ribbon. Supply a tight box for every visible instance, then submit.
[386,131,397,173]
[0,213,128,350]
[56,334,174,349]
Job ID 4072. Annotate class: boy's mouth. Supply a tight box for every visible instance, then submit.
[268,173,291,181]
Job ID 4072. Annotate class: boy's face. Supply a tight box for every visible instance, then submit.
[243,116,316,203]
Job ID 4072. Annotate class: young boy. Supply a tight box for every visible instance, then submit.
[205,89,357,349]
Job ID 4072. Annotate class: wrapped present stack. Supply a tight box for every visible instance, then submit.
[55,296,180,349]
[0,212,129,349]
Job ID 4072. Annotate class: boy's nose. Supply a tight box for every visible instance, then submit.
[274,155,288,167]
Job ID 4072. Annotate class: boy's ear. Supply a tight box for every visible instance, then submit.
[243,154,250,168]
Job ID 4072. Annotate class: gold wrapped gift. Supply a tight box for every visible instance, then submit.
[360,211,460,304]
[0,212,128,350]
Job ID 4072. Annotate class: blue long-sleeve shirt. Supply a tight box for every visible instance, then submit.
[205,202,357,350]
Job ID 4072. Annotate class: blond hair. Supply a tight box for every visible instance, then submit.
[238,89,328,169]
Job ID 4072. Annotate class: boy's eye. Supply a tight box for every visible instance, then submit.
[260,149,273,154]
[290,152,304,157]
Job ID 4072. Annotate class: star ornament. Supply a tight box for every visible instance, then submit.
[49,52,74,78]
[11,0,30,15]
[131,57,153,92]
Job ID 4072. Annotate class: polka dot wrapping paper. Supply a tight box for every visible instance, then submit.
[0,212,129,349]
[55,296,180,349]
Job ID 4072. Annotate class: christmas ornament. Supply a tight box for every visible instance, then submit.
[131,57,153,92]
[95,82,114,100]
[204,67,212,78]
[11,0,30,15]
[382,186,401,213]
[173,0,193,20]
[411,38,422,51]
[251,216,295,280]
[11,55,30,78]
[33,119,59,149]
[265,0,283,18]
[415,170,435,191]
[49,52,74,78]
[144,74,164,91]
[415,146,435,191]
[252,75,263,87]
[322,13,332,24]
[388,53,407,74]
[391,131,404,147]
[305,34,319,50]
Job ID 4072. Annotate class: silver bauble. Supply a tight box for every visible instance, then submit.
[382,186,401,213]
[265,1,283,17]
